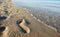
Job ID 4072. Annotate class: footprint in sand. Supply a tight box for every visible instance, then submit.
[0,26,10,37]
[16,19,30,34]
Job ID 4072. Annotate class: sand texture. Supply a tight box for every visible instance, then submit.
[0,0,60,37]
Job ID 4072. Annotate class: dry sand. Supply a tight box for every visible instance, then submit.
[0,0,60,37]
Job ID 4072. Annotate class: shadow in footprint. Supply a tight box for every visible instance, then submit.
[0,16,7,21]
[20,27,27,33]
[16,19,30,25]
[16,19,23,25]
[0,26,6,32]
[25,20,30,25]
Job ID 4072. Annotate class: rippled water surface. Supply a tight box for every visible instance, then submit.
[13,1,60,14]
